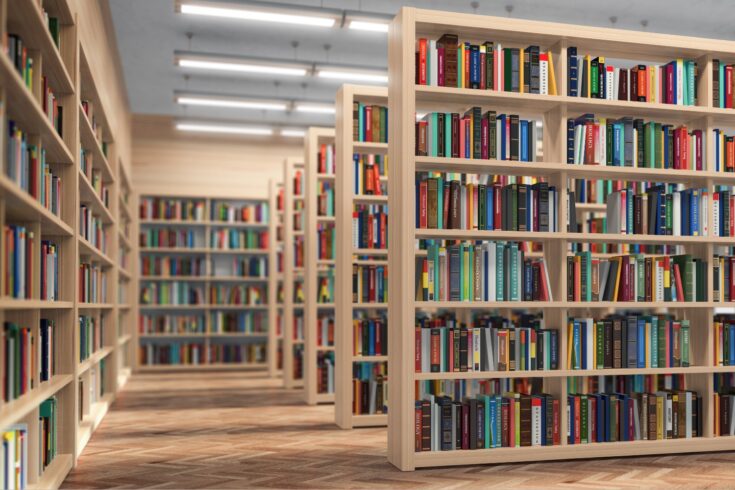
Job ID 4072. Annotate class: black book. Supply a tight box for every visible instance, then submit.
[566,119,575,164]
[437,112,445,157]
[471,106,482,158]
[529,45,540,94]
[518,185,528,232]
[439,397,453,450]
[523,48,531,94]
[448,180,461,229]
[511,48,521,92]
[603,259,619,301]
[537,182,550,232]
[714,59,721,107]
[567,256,575,301]
[510,114,520,161]
[468,398,478,449]
[567,46,578,96]
[567,190,577,232]
[484,42,494,90]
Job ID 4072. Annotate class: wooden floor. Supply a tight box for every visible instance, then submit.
[62,371,735,489]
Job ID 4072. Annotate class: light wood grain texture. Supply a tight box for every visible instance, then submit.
[335,85,389,429]
[303,127,336,406]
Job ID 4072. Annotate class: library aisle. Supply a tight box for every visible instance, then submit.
[60,372,735,489]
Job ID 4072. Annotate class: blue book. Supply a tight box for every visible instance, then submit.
[498,114,507,160]
[470,45,480,86]
[580,319,587,369]
[637,319,646,368]
[520,120,528,161]
[613,123,621,165]
[486,186,493,230]
[568,395,576,444]
[691,189,700,236]
[573,320,581,369]
[730,325,735,365]
[567,47,578,96]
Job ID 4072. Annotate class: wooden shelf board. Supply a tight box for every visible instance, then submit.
[416,300,715,309]
[314,392,335,404]
[353,303,388,309]
[78,346,114,375]
[78,236,115,267]
[208,221,269,229]
[317,216,336,222]
[209,249,269,255]
[351,413,388,428]
[139,247,209,253]
[78,106,115,182]
[78,171,115,224]
[353,248,388,256]
[117,303,132,310]
[0,298,73,310]
[317,303,336,309]
[352,355,388,362]
[77,393,114,457]
[317,345,335,351]
[353,141,389,154]
[78,302,115,310]
[139,219,207,226]
[354,195,388,204]
[354,259,387,266]
[29,453,73,490]
[0,374,73,429]
[0,175,74,236]
[137,362,267,372]
[118,268,133,281]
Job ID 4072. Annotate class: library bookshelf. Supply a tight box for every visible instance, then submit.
[334,86,389,427]
[116,161,136,388]
[267,179,283,377]
[304,127,336,405]
[136,191,273,372]
[283,158,305,389]
[387,6,735,471]
[0,0,133,484]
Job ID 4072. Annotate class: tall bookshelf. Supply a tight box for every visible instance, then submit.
[387,6,735,470]
[267,179,283,377]
[334,85,389,427]
[304,127,336,405]
[137,193,272,371]
[0,0,130,485]
[283,158,305,389]
[116,160,136,387]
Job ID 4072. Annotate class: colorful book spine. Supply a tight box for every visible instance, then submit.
[317,181,335,217]
[2,424,28,489]
[139,227,198,248]
[353,315,388,356]
[79,315,102,361]
[208,342,266,364]
[352,264,387,303]
[713,255,735,302]
[79,204,108,253]
[353,362,388,415]
[38,397,58,471]
[317,314,335,347]
[317,223,335,260]
[40,240,59,301]
[209,228,269,250]
[139,342,206,366]
[208,284,266,305]
[714,315,735,366]
[317,143,335,174]
[3,225,34,299]
[317,270,335,303]
[712,60,735,109]
[79,262,107,303]
[352,103,388,143]
[139,198,206,221]
[7,33,34,89]
[353,153,388,196]
[140,256,207,277]
[139,313,206,334]
[139,281,202,306]
[210,201,268,224]
[209,310,267,334]
[352,204,388,249]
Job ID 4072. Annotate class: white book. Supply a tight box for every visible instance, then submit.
[541,259,554,301]
[673,192,681,236]
[655,262,664,301]
[676,59,684,105]
[702,191,709,236]
[421,329,430,372]
[496,42,503,91]
[714,193,721,237]
[539,56,548,95]
[685,391,692,438]
[430,396,438,451]
[429,40,438,86]
[532,402,542,446]
[606,67,615,100]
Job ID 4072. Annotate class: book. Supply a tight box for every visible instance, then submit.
[3,225,35,299]
[208,283,267,306]
[712,129,735,173]
[353,264,387,303]
[353,153,388,196]
[353,362,388,415]
[2,424,28,489]
[79,204,108,253]
[353,104,388,143]
[210,228,269,250]
[353,315,388,356]
[139,197,206,221]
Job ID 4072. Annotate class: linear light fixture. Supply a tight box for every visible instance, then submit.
[317,68,388,84]
[178,1,337,27]
[176,95,289,111]
[177,55,309,77]
[295,103,336,114]
[176,122,274,135]
[280,129,306,138]
[348,19,389,32]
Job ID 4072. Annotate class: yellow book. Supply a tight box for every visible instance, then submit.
[547,50,558,95]
[519,48,525,94]
[612,257,622,301]
[715,394,720,435]
[656,396,664,440]
[649,66,656,103]
[585,55,592,98]
[566,321,574,369]
[459,44,465,88]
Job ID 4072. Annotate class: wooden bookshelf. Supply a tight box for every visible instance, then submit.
[334,85,389,428]
[387,6,735,471]
[283,158,305,389]
[304,127,336,405]
[0,0,132,483]
[136,193,272,371]
[117,161,136,389]
[267,179,282,377]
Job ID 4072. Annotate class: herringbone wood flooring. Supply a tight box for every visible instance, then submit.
[61,372,735,489]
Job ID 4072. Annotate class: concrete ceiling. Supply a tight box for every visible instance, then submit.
[109,0,735,129]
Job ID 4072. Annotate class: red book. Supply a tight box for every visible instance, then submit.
[419,180,428,228]
[666,64,674,104]
[414,327,421,372]
[727,65,734,109]
[638,66,647,101]
[584,123,595,164]
[418,38,427,85]
[481,116,489,159]
[493,183,502,229]
[673,128,681,169]
[574,396,581,445]
[380,213,387,248]
[552,399,560,445]
[508,398,515,447]
[437,47,445,86]
[365,106,373,142]
[673,262,684,301]
[463,44,470,89]
[590,396,597,442]
[502,401,510,447]
[448,330,455,371]
[368,267,376,302]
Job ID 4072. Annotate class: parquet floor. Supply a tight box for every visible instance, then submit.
[62,371,735,489]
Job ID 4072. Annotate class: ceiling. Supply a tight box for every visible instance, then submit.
[109,0,735,129]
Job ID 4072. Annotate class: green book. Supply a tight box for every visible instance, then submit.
[580,395,588,443]
[651,316,659,368]
[681,320,690,367]
[358,102,364,141]
[436,177,443,229]
[510,184,518,230]
[654,122,663,168]
[504,48,513,92]
[509,242,519,301]
[496,242,505,301]
[444,112,452,156]
[657,318,666,368]
[596,321,605,369]
[430,113,439,157]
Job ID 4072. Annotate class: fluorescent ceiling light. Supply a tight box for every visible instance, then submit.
[179,3,336,27]
[176,122,273,135]
[295,103,335,114]
[281,129,306,138]
[348,20,389,32]
[317,69,388,84]
[177,96,288,111]
[178,58,307,77]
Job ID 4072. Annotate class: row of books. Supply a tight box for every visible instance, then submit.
[139,314,205,334]
[416,314,558,373]
[293,345,304,379]
[139,228,199,249]
[6,124,62,216]
[567,315,691,370]
[418,242,553,302]
[416,110,538,162]
[317,223,335,260]
[140,256,206,277]
[604,186,708,237]
[568,50,697,106]
[317,143,335,175]
[417,177,558,232]
[415,36,558,95]
[317,315,334,348]
[567,115,704,170]
[139,197,206,221]
[292,169,303,196]
[3,225,34,299]
[416,392,560,451]
[713,129,735,173]
[353,153,387,196]
[317,181,334,218]
[3,320,53,402]
[211,202,268,224]
[79,263,106,304]
[714,316,735,366]
[714,189,735,236]
[317,272,335,303]
[210,311,267,334]
[353,316,387,357]
[352,205,387,250]
[713,255,735,302]
[138,342,266,366]
[210,229,268,250]
[317,351,335,394]
[714,388,735,436]
[353,363,387,415]
[79,315,102,362]
[713,60,735,109]
[7,34,33,90]
[292,314,304,341]
[139,282,203,306]
[353,103,388,143]
[79,205,107,253]
[42,75,62,135]
[566,252,708,302]
[226,256,268,278]
[352,264,387,303]
[208,284,266,306]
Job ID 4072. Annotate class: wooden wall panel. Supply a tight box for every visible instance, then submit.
[131,115,303,199]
